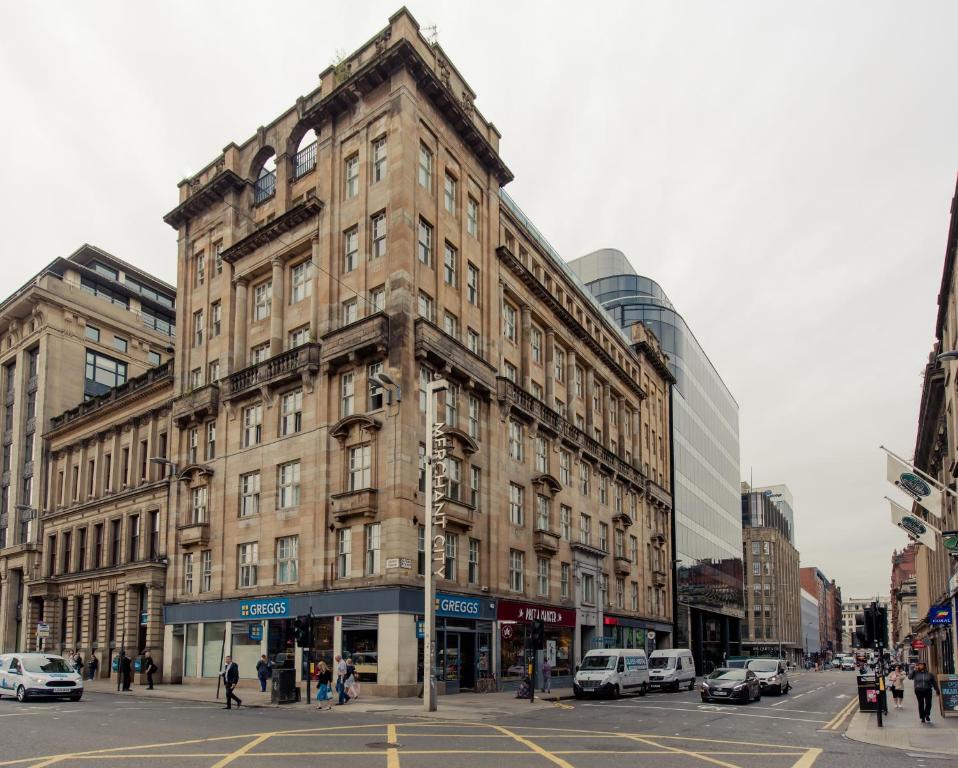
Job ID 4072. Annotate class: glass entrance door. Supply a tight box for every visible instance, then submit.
[443,633,461,693]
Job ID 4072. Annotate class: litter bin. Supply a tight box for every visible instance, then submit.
[857,674,879,712]
[271,668,298,705]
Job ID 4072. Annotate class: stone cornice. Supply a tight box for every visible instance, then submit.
[221,193,324,264]
[42,478,170,522]
[303,37,512,186]
[163,170,247,229]
[634,340,675,385]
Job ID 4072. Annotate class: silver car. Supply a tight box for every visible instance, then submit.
[745,658,790,695]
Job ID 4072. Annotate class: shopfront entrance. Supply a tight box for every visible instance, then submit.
[498,599,576,689]
[432,592,496,693]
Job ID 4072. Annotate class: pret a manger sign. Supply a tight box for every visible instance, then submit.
[430,421,449,577]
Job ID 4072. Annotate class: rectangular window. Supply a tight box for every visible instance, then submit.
[535,494,550,530]
[470,466,480,510]
[240,472,260,517]
[417,292,434,322]
[253,281,272,320]
[443,243,458,286]
[243,404,262,447]
[93,524,103,568]
[291,261,312,303]
[468,538,479,584]
[601,574,610,607]
[210,301,222,336]
[418,218,433,266]
[534,436,548,473]
[531,327,542,364]
[277,461,301,508]
[371,212,387,258]
[560,505,571,540]
[113,336,128,353]
[341,372,355,417]
[208,360,220,383]
[580,463,591,496]
[508,420,523,461]
[367,362,384,410]
[508,483,524,526]
[467,328,480,355]
[84,350,127,399]
[554,347,565,382]
[559,450,571,485]
[631,581,639,611]
[371,136,387,182]
[445,456,461,501]
[288,326,309,350]
[751,541,760,555]
[468,396,480,440]
[206,421,216,460]
[616,577,625,609]
[467,196,479,237]
[599,523,609,551]
[194,251,205,286]
[238,542,258,588]
[504,361,517,382]
[86,325,100,342]
[579,514,591,546]
[183,552,194,594]
[369,285,386,313]
[418,143,433,191]
[349,444,371,490]
[614,528,624,558]
[345,154,359,198]
[561,563,570,599]
[582,573,595,604]
[276,535,299,584]
[191,487,208,523]
[537,557,549,597]
[341,299,358,326]
[201,549,212,592]
[503,302,517,342]
[193,310,204,346]
[444,532,458,581]
[444,173,457,213]
[281,389,303,435]
[509,549,524,592]
[443,312,459,339]
[365,523,381,576]
[190,368,203,389]
[343,226,359,272]
[337,527,351,578]
[466,262,480,305]
[631,535,639,564]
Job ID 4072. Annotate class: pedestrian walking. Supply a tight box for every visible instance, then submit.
[143,649,157,689]
[256,654,272,693]
[221,655,242,709]
[88,651,99,681]
[315,661,333,710]
[887,665,905,709]
[912,662,939,723]
[541,658,552,693]
[344,657,359,701]
[119,651,132,691]
[72,650,83,676]
[335,654,348,705]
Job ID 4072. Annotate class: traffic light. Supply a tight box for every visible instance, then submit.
[863,603,889,649]
[531,619,545,650]
[292,615,313,647]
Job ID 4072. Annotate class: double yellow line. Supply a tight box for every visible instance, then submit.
[822,698,857,732]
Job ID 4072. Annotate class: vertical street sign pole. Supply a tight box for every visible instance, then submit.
[424,378,448,713]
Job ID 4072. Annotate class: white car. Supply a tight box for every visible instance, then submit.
[0,653,84,702]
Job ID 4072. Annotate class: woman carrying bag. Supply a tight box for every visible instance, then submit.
[315,661,333,710]
[887,665,905,709]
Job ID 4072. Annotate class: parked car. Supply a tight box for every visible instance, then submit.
[573,648,649,699]
[840,657,856,671]
[746,658,790,694]
[0,653,84,702]
[700,667,761,703]
[648,649,696,691]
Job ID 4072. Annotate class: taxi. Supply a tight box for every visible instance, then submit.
[0,653,84,702]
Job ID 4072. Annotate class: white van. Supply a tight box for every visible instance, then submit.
[0,653,84,702]
[648,648,696,691]
[573,648,650,699]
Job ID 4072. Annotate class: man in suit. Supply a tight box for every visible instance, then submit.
[143,648,157,690]
[119,651,133,691]
[222,655,242,709]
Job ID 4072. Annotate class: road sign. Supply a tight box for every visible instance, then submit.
[36,622,50,638]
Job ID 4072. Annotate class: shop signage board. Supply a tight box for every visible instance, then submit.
[248,623,263,642]
[36,622,50,638]
[929,604,952,626]
[239,597,290,619]
[497,599,575,627]
[912,639,927,650]
[938,674,958,718]
[435,593,484,619]
[942,531,958,557]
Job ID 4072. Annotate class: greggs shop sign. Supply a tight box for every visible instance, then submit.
[498,599,575,627]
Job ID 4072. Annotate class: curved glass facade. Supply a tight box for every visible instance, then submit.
[570,251,744,672]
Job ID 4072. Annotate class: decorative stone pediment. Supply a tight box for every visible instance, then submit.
[330,414,382,441]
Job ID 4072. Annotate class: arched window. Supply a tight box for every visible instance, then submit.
[293,130,317,179]
[253,153,277,203]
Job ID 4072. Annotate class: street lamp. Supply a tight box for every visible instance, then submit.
[936,350,958,362]
[423,376,449,713]
[369,372,401,404]
[149,457,178,476]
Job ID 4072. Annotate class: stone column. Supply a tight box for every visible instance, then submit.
[545,330,555,407]
[310,236,321,340]
[275,152,291,210]
[631,409,640,466]
[567,350,577,411]
[233,278,249,369]
[618,401,628,458]
[586,369,596,432]
[602,385,611,447]
[269,257,285,356]
[110,429,122,492]
[520,305,532,390]
[77,441,89,502]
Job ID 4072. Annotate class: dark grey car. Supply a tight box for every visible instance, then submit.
[700,667,761,703]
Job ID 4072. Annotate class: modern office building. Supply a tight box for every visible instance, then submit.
[569,248,743,672]
[801,589,821,657]
[0,245,176,653]
[799,566,843,658]
[741,484,801,663]
[159,8,673,695]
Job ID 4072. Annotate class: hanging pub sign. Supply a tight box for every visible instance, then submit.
[942,531,958,557]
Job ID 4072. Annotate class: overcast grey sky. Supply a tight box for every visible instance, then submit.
[2,1,955,598]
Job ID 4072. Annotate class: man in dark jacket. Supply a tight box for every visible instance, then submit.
[913,662,939,723]
[143,649,157,689]
[222,655,242,709]
[119,651,133,691]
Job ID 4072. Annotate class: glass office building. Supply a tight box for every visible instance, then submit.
[569,249,744,672]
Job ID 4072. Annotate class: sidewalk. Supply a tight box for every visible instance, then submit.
[83,678,575,720]
[845,679,958,756]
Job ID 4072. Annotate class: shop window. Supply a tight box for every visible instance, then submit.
[342,616,378,683]
[202,622,225,678]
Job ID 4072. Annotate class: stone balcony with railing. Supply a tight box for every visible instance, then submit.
[330,488,378,523]
[614,555,632,576]
[533,528,560,555]
[225,343,321,401]
[646,480,672,510]
[415,319,497,394]
[321,313,389,372]
[172,384,219,427]
[441,498,477,531]
[496,377,646,490]
[178,521,210,548]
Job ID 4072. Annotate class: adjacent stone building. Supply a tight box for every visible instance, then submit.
[741,483,802,663]
[0,246,175,653]
[31,362,174,675]
[799,566,843,660]
[159,8,673,695]
[890,544,917,648]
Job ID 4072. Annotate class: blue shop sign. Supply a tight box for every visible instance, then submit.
[416,620,425,639]
[929,603,952,626]
[248,623,264,642]
[240,598,290,619]
[435,593,483,619]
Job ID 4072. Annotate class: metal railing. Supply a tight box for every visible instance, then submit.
[253,171,276,203]
[293,142,317,179]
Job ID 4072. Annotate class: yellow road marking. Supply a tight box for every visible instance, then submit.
[386,724,400,768]
[822,699,857,731]
[208,733,273,768]
[490,724,576,768]
[626,735,744,768]
[791,748,823,768]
